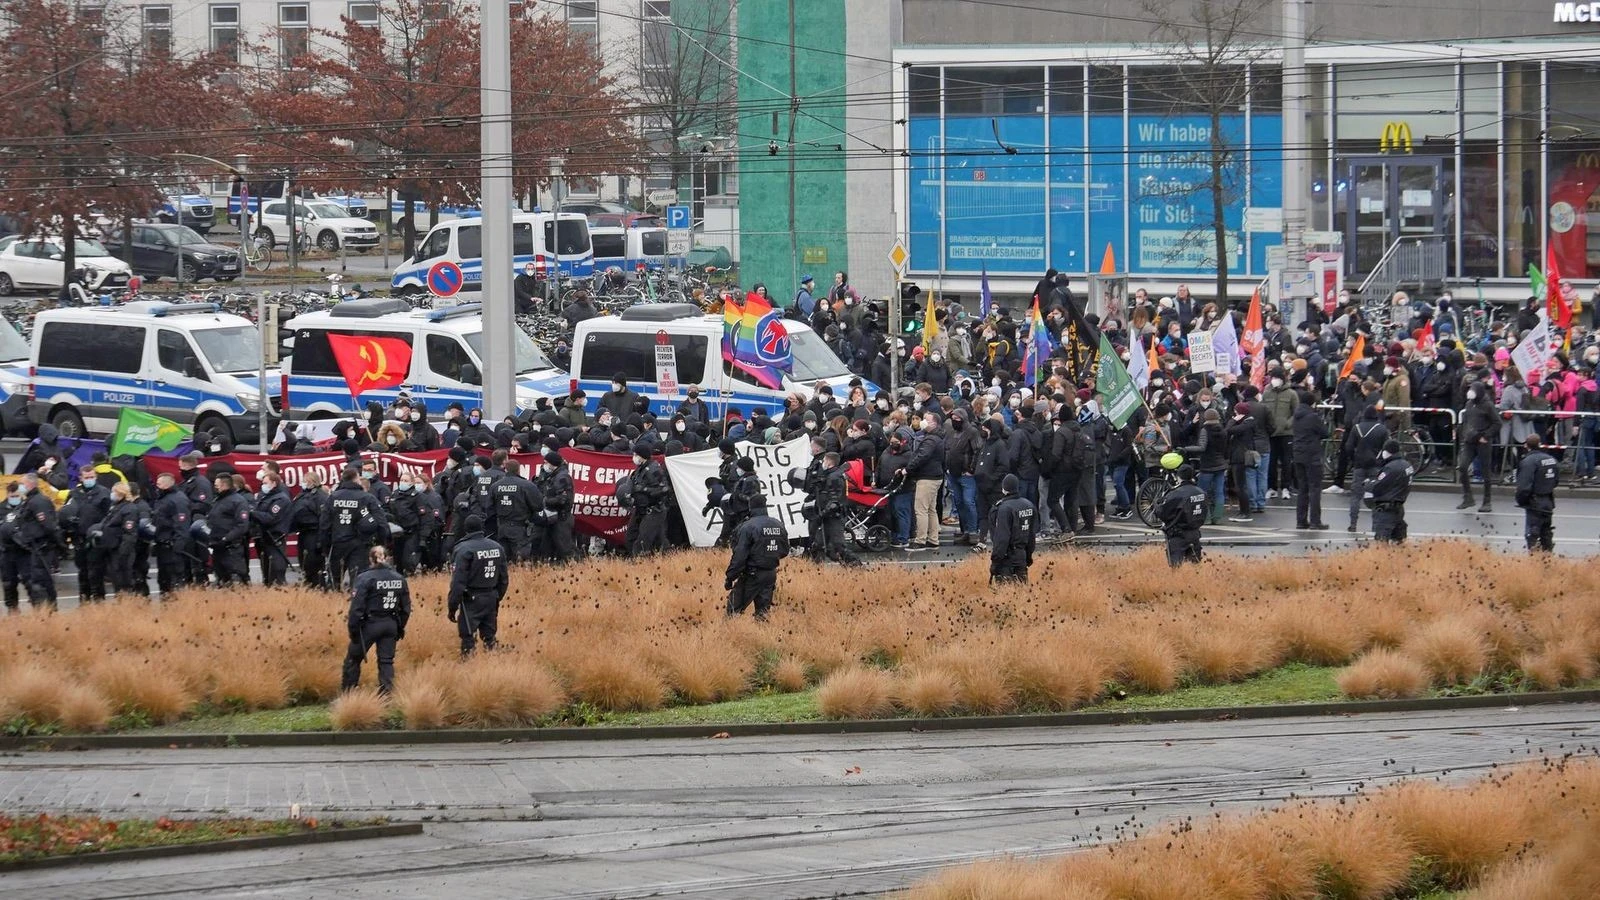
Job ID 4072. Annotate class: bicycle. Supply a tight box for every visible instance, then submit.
[1135,457,1186,528]
[242,235,273,272]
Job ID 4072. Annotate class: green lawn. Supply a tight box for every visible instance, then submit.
[1083,664,1344,713]
[0,814,344,866]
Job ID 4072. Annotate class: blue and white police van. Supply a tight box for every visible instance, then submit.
[282,299,565,417]
[0,318,33,436]
[157,191,215,234]
[27,302,281,444]
[389,211,594,296]
[590,225,668,273]
[519,303,876,419]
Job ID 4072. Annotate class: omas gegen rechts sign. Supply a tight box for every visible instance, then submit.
[1555,1,1600,20]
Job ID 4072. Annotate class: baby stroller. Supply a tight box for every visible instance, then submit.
[841,458,897,552]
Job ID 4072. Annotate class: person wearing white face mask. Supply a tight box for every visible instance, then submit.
[599,372,641,423]
[1260,367,1299,500]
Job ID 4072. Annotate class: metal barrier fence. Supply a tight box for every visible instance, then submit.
[1314,402,1600,483]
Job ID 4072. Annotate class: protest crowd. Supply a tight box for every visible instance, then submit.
[0,266,1586,612]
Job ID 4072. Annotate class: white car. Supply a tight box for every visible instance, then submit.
[253,199,379,253]
[0,235,132,295]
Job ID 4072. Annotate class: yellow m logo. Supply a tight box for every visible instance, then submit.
[1379,122,1413,154]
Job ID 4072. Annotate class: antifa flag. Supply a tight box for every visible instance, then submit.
[1059,294,1103,381]
[327,333,412,397]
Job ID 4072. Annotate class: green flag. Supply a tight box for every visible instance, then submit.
[1095,333,1144,428]
[1529,263,1546,300]
[109,408,191,457]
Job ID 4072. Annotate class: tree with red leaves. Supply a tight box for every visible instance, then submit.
[0,0,218,281]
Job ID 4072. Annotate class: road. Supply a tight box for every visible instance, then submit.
[0,703,1594,898]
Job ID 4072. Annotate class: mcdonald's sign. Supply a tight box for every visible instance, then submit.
[1379,121,1414,154]
[1578,153,1600,169]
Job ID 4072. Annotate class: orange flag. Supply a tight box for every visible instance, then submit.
[1147,339,1161,378]
[1339,333,1366,380]
[1242,288,1267,390]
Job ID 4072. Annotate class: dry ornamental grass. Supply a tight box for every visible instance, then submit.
[901,760,1600,900]
[0,541,1593,732]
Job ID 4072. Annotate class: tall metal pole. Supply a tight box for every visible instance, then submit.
[787,0,798,294]
[1280,0,1310,318]
[481,0,514,419]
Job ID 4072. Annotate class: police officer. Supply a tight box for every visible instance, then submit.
[448,514,507,656]
[0,483,27,610]
[1155,464,1208,567]
[720,457,763,546]
[250,471,292,586]
[206,474,252,585]
[533,450,576,564]
[1515,434,1559,553]
[988,473,1037,583]
[149,472,192,595]
[322,467,384,590]
[176,451,214,585]
[814,451,861,565]
[386,472,423,575]
[627,440,672,556]
[290,470,328,588]
[491,460,542,563]
[342,546,411,694]
[725,494,788,620]
[1364,439,1415,544]
[16,473,62,607]
[62,464,112,601]
[96,481,150,596]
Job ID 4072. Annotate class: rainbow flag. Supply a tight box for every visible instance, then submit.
[1022,298,1053,387]
[722,291,792,389]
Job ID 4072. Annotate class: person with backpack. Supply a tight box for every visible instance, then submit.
[792,275,817,320]
[1346,405,1389,533]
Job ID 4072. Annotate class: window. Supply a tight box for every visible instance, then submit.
[426,335,477,384]
[639,230,665,256]
[346,1,377,27]
[414,228,450,262]
[210,4,239,63]
[1089,65,1124,113]
[142,5,171,56]
[40,323,144,373]
[908,67,940,116]
[76,4,105,50]
[456,224,480,260]
[944,67,1044,116]
[512,222,534,255]
[591,231,625,259]
[544,218,590,256]
[421,0,449,21]
[1048,65,1084,115]
[579,331,705,384]
[279,4,309,67]
[567,0,597,51]
[290,329,412,377]
[641,0,672,73]
[157,329,202,378]
[1129,65,1246,114]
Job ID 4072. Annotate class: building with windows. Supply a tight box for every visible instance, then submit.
[733,0,1600,302]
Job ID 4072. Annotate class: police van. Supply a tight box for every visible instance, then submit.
[590,225,668,273]
[0,318,33,436]
[389,211,594,296]
[521,303,875,418]
[282,298,564,417]
[28,302,281,444]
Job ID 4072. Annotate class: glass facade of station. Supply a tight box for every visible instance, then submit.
[906,59,1600,283]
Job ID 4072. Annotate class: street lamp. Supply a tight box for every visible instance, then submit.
[163,152,271,451]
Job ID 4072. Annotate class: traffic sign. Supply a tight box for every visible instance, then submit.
[887,240,909,274]
[667,229,692,256]
[647,189,679,206]
[666,204,691,230]
[427,260,465,297]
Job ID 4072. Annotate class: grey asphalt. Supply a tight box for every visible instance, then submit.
[1,703,1595,898]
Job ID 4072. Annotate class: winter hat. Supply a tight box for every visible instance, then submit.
[1001,473,1020,495]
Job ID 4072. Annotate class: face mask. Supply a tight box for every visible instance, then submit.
[472,465,485,476]
[363,470,377,480]
[633,455,647,466]
[612,383,624,393]
[688,392,699,399]
[386,436,398,446]
[1199,399,1212,408]
[931,354,942,363]
[1270,378,1284,388]
[804,421,816,431]
[1436,362,1447,372]
[210,444,222,453]
[397,482,413,492]
[6,496,19,507]
[1009,397,1022,408]
[1466,390,1478,400]
[675,422,686,432]
[468,415,481,426]
[876,399,889,411]
[263,483,278,494]
[82,478,96,489]
[1384,368,1395,377]
[410,411,421,422]
[953,419,965,430]
[541,463,555,475]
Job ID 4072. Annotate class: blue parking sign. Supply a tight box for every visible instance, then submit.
[666,205,690,230]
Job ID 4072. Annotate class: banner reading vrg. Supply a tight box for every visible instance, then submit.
[665,435,813,547]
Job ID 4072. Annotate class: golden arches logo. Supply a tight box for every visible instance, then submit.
[1379,122,1413,154]
[1576,153,1600,169]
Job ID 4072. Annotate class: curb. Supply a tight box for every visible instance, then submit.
[4,690,1597,751]
[0,822,424,872]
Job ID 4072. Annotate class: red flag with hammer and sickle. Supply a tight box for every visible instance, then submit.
[327,333,412,397]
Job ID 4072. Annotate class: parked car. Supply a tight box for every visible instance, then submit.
[590,212,664,229]
[254,198,380,253]
[563,200,635,217]
[103,224,242,283]
[0,235,131,295]
[156,190,216,233]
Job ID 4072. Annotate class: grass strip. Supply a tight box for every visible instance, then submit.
[0,814,375,866]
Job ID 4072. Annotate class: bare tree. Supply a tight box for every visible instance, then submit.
[620,0,736,203]
[1139,0,1272,307]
